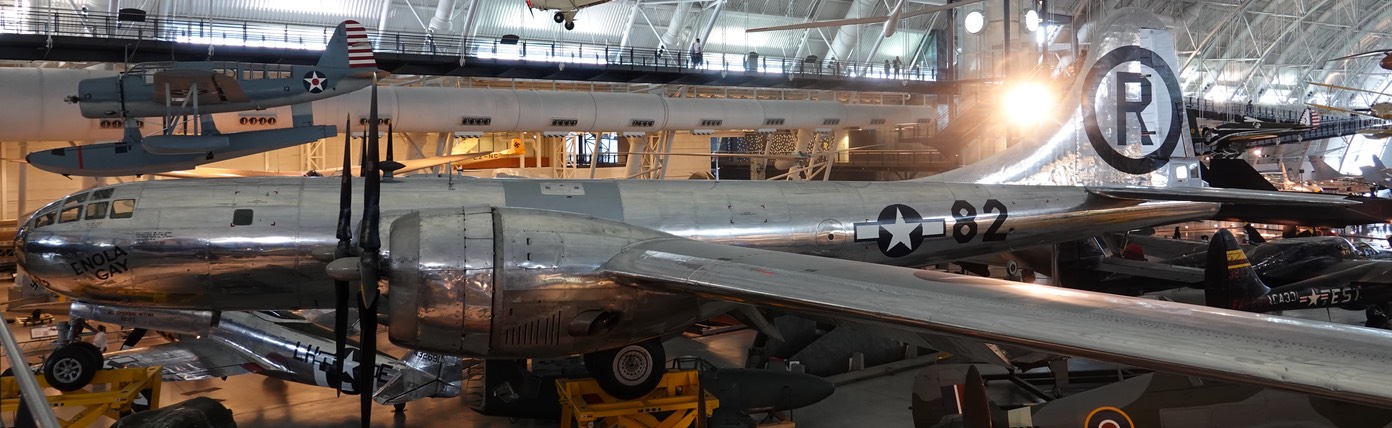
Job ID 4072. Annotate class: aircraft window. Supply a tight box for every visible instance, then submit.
[110,199,136,219]
[59,206,82,223]
[33,212,55,228]
[64,192,89,206]
[91,188,114,200]
[85,202,109,220]
[232,209,253,226]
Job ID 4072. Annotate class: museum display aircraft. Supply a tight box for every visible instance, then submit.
[914,364,1392,428]
[20,10,1392,425]
[55,305,463,406]
[27,20,383,177]
[746,0,986,40]
[1203,229,1392,314]
[526,0,614,30]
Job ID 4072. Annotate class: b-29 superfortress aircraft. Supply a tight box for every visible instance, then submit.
[17,9,1392,421]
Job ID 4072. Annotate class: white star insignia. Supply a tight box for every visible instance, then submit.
[304,71,327,92]
[880,207,920,252]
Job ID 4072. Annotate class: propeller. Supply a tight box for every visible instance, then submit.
[332,114,354,396]
[355,75,385,427]
[382,123,405,177]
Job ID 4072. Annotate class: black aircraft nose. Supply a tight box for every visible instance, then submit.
[701,369,835,412]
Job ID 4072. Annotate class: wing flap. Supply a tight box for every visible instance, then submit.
[605,238,1392,407]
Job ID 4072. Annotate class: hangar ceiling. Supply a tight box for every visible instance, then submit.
[11,0,1392,107]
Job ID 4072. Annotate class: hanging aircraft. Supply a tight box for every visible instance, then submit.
[48,305,463,407]
[526,0,614,30]
[28,20,384,176]
[746,0,986,40]
[19,10,1392,425]
[914,364,1392,428]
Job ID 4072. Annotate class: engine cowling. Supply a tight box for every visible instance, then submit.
[387,206,705,358]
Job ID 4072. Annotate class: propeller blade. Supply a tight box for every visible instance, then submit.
[356,74,384,428]
[382,123,405,176]
[333,114,354,396]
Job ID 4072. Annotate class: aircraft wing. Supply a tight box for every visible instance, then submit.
[1086,186,1359,206]
[603,237,1392,408]
[103,340,254,381]
[745,0,982,33]
[152,69,250,105]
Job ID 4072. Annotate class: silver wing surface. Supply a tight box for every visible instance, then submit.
[604,237,1392,408]
[103,340,253,381]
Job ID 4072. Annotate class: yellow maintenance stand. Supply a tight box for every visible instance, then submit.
[0,367,162,427]
[558,370,718,428]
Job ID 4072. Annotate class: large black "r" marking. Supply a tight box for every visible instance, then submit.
[1115,72,1153,146]
[1081,45,1182,175]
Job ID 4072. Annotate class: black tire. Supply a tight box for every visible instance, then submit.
[564,21,575,31]
[43,343,100,391]
[584,340,665,400]
[553,12,565,23]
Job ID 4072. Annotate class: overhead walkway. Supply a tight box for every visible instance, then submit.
[0,7,971,94]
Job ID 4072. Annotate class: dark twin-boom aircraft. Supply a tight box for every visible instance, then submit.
[19,9,1392,409]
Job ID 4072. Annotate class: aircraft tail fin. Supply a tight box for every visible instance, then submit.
[1308,156,1345,181]
[1203,229,1270,310]
[1299,107,1321,128]
[1376,155,1387,171]
[318,20,377,71]
[372,351,465,405]
[913,365,1009,428]
[919,8,1199,188]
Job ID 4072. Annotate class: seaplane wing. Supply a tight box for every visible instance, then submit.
[746,0,982,33]
[151,69,251,105]
[604,237,1392,408]
[103,340,255,382]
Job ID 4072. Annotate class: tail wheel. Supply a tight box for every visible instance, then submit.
[43,342,102,391]
[553,11,565,23]
[584,339,666,400]
[564,21,575,30]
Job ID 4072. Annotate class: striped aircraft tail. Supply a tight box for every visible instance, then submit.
[318,20,378,73]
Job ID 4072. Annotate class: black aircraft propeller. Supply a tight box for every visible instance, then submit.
[331,114,354,396]
[323,76,387,427]
[355,76,385,427]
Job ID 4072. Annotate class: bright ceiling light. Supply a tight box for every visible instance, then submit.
[965,10,985,34]
[1022,9,1041,32]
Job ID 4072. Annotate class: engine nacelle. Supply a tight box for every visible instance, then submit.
[387,206,705,358]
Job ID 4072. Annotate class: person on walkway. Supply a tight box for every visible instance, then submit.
[690,38,703,67]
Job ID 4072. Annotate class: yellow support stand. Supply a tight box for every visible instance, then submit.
[558,370,718,428]
[0,367,162,427]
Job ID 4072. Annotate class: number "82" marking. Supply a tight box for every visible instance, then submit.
[950,199,1008,243]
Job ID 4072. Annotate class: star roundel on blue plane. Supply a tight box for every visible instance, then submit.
[303,70,328,93]
[853,204,946,258]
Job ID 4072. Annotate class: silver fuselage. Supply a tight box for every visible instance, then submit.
[18,177,1214,357]
[19,177,1208,308]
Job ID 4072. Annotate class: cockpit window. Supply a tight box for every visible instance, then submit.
[63,192,89,206]
[91,188,114,200]
[85,202,109,220]
[110,199,136,219]
[59,206,82,223]
[33,212,55,228]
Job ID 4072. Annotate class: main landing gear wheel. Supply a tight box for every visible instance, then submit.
[584,339,666,400]
[43,342,102,391]
[553,11,565,23]
[564,21,575,30]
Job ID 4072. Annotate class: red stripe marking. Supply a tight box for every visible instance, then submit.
[76,145,84,169]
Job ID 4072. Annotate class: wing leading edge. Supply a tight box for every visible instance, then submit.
[603,237,1392,408]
